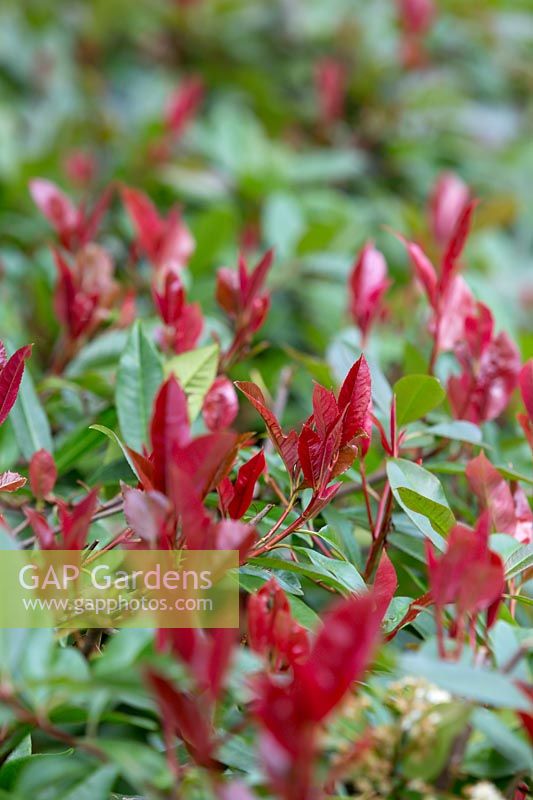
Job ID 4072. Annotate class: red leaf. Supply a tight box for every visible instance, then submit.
[79,185,113,246]
[24,507,56,549]
[236,381,299,472]
[337,355,372,445]
[150,376,190,493]
[145,669,215,768]
[243,249,274,306]
[57,488,99,550]
[122,186,164,263]
[225,449,266,519]
[426,513,504,625]
[202,376,239,432]
[29,449,57,500]
[164,76,203,139]
[295,592,382,722]
[177,431,241,498]
[348,242,390,339]
[465,452,516,536]
[0,344,32,427]
[441,199,477,288]
[248,578,310,668]
[311,383,338,439]
[0,471,27,492]
[373,550,398,621]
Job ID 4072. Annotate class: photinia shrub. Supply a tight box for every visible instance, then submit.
[0,169,530,800]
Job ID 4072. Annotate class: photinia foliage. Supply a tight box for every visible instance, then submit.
[0,2,531,799]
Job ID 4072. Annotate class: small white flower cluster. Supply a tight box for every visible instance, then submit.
[465,782,505,800]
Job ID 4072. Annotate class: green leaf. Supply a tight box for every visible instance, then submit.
[9,369,52,459]
[472,708,533,773]
[263,191,305,258]
[54,408,116,474]
[425,421,482,445]
[387,458,451,550]
[250,551,365,595]
[165,344,219,420]
[116,321,163,451]
[397,487,455,537]
[93,740,173,792]
[504,543,533,580]
[58,766,118,800]
[401,653,532,710]
[393,374,445,427]
[66,330,129,376]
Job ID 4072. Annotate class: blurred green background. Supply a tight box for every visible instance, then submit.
[1,0,532,374]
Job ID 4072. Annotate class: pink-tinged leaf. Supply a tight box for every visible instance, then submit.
[24,507,56,549]
[295,592,381,722]
[150,376,190,493]
[0,344,32,427]
[122,186,164,263]
[29,449,57,500]
[397,0,436,34]
[202,376,239,432]
[157,209,195,273]
[337,355,372,445]
[0,471,27,492]
[441,199,477,287]
[236,381,299,472]
[226,449,266,519]
[57,488,99,550]
[434,275,476,351]
[29,179,79,243]
[465,453,517,536]
[0,342,7,370]
[348,242,390,339]
[217,781,257,800]
[519,360,533,421]
[122,485,175,548]
[404,239,438,307]
[429,172,470,248]
[212,519,256,562]
[164,76,203,139]
[448,329,520,424]
[315,57,346,126]
[513,485,533,545]
[373,550,398,621]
